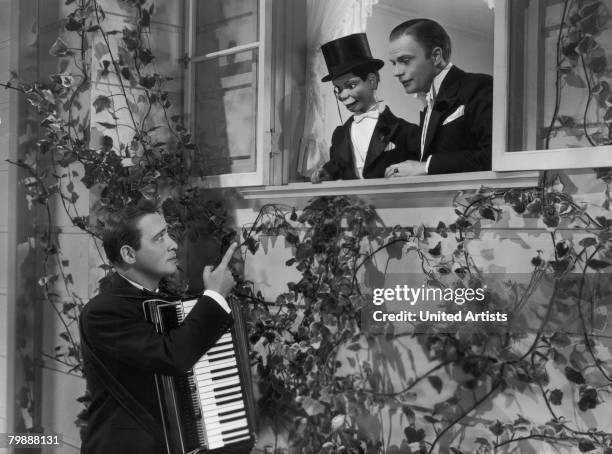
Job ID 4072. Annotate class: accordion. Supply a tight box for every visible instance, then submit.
[143,297,256,454]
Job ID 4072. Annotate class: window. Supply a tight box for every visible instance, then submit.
[493,0,612,171]
[184,0,271,187]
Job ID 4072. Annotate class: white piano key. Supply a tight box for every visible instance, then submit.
[202,400,244,415]
[204,417,248,435]
[200,393,242,407]
[223,430,251,441]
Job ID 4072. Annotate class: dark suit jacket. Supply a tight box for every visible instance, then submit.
[80,273,233,454]
[422,65,493,174]
[322,106,420,179]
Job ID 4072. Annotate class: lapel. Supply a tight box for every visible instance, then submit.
[422,65,465,156]
[363,106,398,172]
[339,118,356,174]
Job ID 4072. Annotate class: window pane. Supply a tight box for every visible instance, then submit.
[193,50,258,176]
[195,0,258,55]
[507,0,612,151]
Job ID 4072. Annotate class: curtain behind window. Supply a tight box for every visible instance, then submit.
[297,0,379,178]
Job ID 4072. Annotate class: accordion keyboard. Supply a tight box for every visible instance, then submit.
[182,300,251,448]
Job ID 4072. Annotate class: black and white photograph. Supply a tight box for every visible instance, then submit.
[1,0,612,453]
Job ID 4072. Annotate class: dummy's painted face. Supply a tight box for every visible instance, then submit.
[332,72,377,114]
[128,212,179,281]
[389,34,439,94]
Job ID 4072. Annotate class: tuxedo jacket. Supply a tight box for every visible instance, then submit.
[321,106,420,180]
[79,273,233,454]
[422,65,493,174]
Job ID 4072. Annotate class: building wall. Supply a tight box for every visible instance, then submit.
[0,0,12,443]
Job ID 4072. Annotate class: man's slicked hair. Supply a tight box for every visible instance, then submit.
[390,18,451,61]
[102,199,160,266]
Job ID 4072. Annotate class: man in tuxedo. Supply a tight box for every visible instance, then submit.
[312,33,419,182]
[80,200,237,454]
[385,18,493,176]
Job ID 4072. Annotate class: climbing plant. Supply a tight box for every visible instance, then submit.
[237,174,612,454]
[2,0,234,434]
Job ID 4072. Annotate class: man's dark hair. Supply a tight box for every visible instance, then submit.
[390,18,452,61]
[102,199,159,265]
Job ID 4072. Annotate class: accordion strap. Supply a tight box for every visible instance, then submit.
[80,323,165,447]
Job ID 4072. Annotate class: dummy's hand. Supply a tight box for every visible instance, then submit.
[310,167,332,184]
[384,160,427,178]
[203,242,237,297]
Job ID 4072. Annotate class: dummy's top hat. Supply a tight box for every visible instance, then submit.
[321,33,384,82]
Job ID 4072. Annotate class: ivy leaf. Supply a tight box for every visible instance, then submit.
[478,205,499,221]
[97,121,116,129]
[285,258,295,266]
[580,1,602,17]
[121,67,131,80]
[557,115,577,128]
[402,405,415,420]
[586,259,610,270]
[436,221,448,238]
[579,237,597,248]
[49,37,72,57]
[565,366,586,384]
[244,237,258,255]
[578,438,596,452]
[386,240,404,260]
[139,48,155,64]
[588,47,607,74]
[403,427,425,443]
[428,241,442,257]
[576,36,598,56]
[488,420,504,436]
[549,389,563,405]
[550,332,571,347]
[93,95,111,113]
[139,75,156,89]
[578,13,600,35]
[604,107,612,123]
[427,375,442,393]
[65,17,82,31]
[578,388,598,411]
[450,449,465,454]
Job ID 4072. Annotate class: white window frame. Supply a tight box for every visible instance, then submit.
[493,0,612,172]
[184,0,272,187]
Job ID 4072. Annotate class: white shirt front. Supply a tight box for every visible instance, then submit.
[420,63,454,170]
[350,102,386,178]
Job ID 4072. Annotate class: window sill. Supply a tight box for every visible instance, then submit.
[240,171,540,203]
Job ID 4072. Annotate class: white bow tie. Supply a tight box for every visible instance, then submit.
[353,109,379,124]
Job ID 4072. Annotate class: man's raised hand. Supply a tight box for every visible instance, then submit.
[203,242,238,296]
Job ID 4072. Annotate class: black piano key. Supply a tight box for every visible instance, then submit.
[208,353,235,363]
[215,389,241,400]
[218,413,247,424]
[222,426,249,436]
[212,371,239,382]
[218,407,245,418]
[211,365,238,374]
[213,383,240,393]
[215,396,243,406]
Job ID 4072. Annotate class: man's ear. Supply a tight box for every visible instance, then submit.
[431,46,445,68]
[119,245,137,265]
[368,74,378,89]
